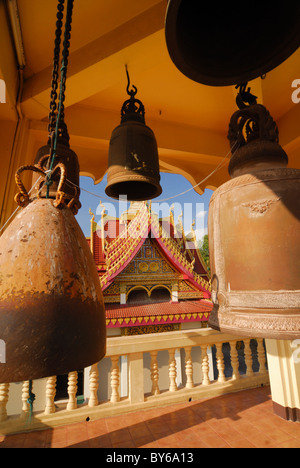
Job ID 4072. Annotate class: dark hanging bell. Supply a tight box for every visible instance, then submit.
[0,161,106,383]
[165,0,300,86]
[105,73,162,201]
[32,122,81,214]
[207,89,300,340]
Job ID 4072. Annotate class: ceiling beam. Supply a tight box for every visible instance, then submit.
[0,1,19,119]
[21,1,167,120]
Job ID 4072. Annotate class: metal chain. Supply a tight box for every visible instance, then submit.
[46,0,74,198]
[48,0,65,136]
[59,0,74,125]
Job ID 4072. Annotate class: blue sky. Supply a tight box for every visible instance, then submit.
[75,172,213,243]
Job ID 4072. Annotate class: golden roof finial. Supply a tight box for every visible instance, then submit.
[89,208,95,221]
[99,200,106,218]
[89,208,95,253]
[190,220,196,242]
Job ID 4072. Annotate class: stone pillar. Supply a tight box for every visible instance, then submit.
[266,339,300,422]
[128,352,144,403]
[120,355,128,397]
[171,282,179,302]
[120,284,126,305]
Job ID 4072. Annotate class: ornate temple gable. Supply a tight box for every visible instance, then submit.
[103,282,120,303]
[118,236,178,281]
[178,280,203,300]
[87,202,213,328]
[88,201,211,297]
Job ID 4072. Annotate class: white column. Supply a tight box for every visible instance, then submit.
[266,339,300,422]
[120,293,126,305]
[207,346,214,381]
[120,355,128,397]
[175,349,182,387]
[171,282,178,302]
[128,352,144,403]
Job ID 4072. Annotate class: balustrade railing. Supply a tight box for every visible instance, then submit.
[0,328,269,435]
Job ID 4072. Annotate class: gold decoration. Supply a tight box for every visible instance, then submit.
[145,247,152,258]
[139,262,149,272]
[121,323,181,335]
[149,261,159,272]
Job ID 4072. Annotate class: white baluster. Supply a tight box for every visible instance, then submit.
[89,364,99,407]
[20,380,30,418]
[185,346,194,389]
[244,339,254,376]
[110,356,120,403]
[257,339,268,375]
[67,371,78,411]
[216,343,226,383]
[0,383,9,422]
[229,340,240,381]
[200,345,210,386]
[150,351,160,395]
[169,349,178,392]
[45,376,57,414]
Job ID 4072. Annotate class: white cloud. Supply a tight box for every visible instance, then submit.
[194,227,208,242]
[196,209,208,219]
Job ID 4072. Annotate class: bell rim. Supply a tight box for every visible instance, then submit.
[165,0,300,87]
[208,304,300,340]
[0,350,106,384]
[105,176,162,201]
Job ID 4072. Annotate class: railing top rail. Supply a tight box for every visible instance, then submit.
[106,327,253,357]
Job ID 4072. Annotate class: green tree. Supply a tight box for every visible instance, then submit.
[198,234,210,274]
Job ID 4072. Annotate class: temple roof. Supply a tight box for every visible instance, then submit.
[105,300,213,328]
[88,202,211,298]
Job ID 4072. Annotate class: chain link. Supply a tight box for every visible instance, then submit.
[48,0,65,136]
[59,0,74,125]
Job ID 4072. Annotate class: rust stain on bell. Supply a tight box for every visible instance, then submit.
[0,164,106,383]
[208,95,300,340]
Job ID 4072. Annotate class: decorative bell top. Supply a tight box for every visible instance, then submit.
[33,121,81,214]
[228,86,288,177]
[121,86,145,124]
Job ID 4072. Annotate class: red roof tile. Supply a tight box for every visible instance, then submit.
[105,300,213,328]
[105,300,212,318]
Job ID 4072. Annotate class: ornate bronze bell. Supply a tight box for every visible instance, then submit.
[165,0,300,86]
[0,161,106,383]
[165,1,300,339]
[208,91,300,339]
[105,75,162,201]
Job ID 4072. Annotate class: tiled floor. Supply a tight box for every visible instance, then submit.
[1,386,300,448]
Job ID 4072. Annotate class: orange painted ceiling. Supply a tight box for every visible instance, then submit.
[1,0,299,189]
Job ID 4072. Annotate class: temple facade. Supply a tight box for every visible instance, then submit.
[87,201,212,337]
